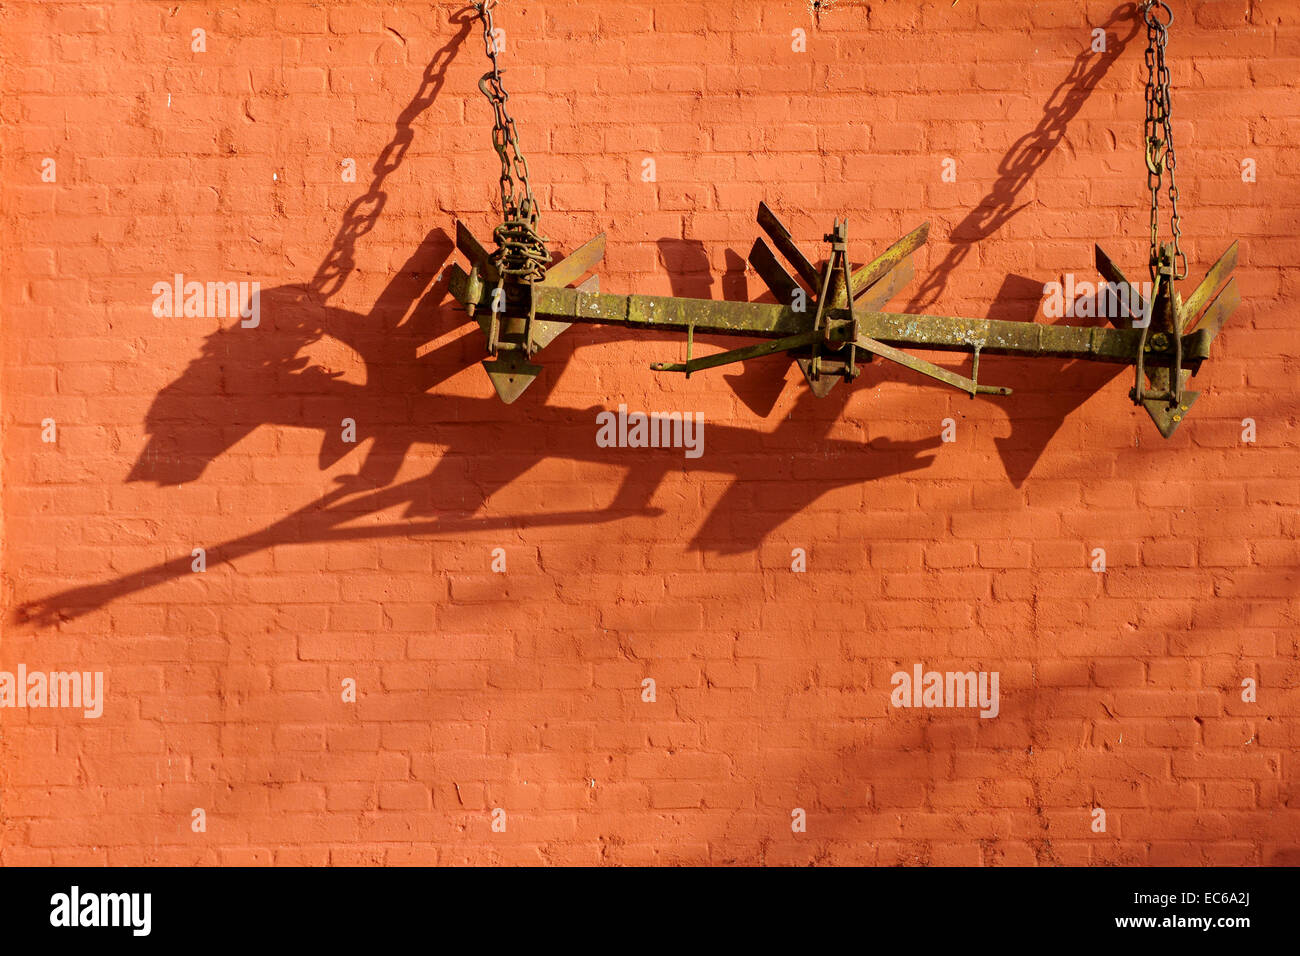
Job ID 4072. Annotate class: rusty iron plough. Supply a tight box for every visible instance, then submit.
[451,0,1238,438]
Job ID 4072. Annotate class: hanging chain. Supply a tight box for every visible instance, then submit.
[474,0,550,283]
[1142,0,1186,282]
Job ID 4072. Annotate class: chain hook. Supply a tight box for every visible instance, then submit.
[1142,0,1173,29]
[1144,138,1165,175]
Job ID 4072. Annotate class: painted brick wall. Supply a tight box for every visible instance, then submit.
[2,0,1298,865]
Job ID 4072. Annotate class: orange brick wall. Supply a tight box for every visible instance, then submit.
[2,0,1298,865]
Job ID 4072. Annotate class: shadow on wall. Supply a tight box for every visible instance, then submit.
[904,2,1143,483]
[15,4,1146,625]
[656,237,791,417]
[907,3,1141,313]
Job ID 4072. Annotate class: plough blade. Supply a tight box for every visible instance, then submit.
[454,225,605,402]
[796,356,842,397]
[748,237,802,305]
[1097,239,1238,437]
[483,352,545,404]
[831,221,929,308]
[1181,240,1238,331]
[479,270,601,403]
[1094,244,1145,329]
[1198,276,1239,341]
[456,220,499,283]
[858,255,914,310]
[1143,389,1199,438]
[541,233,606,288]
[756,201,821,289]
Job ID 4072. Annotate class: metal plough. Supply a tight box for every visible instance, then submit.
[450,0,1238,438]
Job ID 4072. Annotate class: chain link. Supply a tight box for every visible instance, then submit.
[1142,0,1186,282]
[474,0,550,284]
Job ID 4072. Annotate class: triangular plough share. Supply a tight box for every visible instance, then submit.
[447,203,1235,435]
[1095,239,1238,436]
[452,220,604,404]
